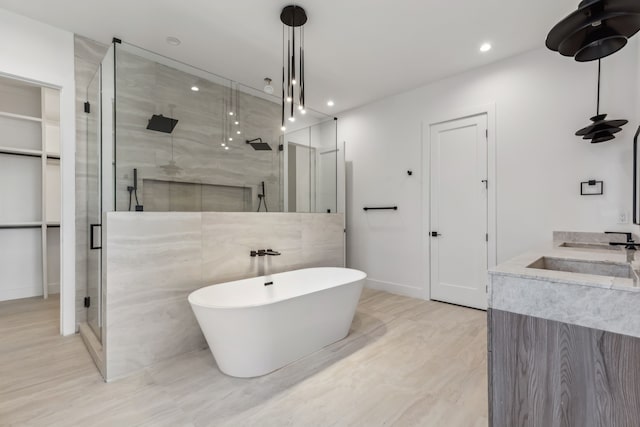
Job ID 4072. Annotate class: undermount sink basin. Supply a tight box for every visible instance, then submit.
[559,242,621,251]
[528,256,633,279]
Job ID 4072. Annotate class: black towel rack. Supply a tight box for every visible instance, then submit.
[363,206,398,211]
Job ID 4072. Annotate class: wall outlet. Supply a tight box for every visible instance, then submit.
[618,211,629,224]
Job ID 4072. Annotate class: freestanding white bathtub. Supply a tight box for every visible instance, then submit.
[188,267,366,378]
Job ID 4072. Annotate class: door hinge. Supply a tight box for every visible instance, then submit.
[486,233,489,242]
[84,102,90,114]
[485,129,488,139]
[84,296,91,308]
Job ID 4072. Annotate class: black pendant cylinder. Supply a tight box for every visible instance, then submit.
[281,5,308,124]
[292,21,296,85]
[287,36,291,100]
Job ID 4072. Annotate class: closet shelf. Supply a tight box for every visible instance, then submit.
[0,222,43,229]
[0,79,61,302]
[0,146,43,158]
[0,110,42,123]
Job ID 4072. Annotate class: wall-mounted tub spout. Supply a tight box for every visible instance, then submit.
[250,249,281,257]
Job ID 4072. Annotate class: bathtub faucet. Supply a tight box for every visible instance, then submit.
[250,249,281,257]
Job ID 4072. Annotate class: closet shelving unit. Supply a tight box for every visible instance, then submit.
[0,76,61,301]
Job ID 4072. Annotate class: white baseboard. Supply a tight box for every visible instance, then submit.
[0,283,60,301]
[0,287,42,301]
[365,278,424,299]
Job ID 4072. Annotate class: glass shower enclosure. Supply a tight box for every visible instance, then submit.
[81,41,339,343]
[84,43,115,340]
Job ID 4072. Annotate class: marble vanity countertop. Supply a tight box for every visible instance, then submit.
[489,242,639,291]
[488,231,640,338]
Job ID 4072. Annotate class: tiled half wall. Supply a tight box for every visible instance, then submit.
[102,212,345,380]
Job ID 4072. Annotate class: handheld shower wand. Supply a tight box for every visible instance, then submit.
[257,181,268,212]
[127,168,143,211]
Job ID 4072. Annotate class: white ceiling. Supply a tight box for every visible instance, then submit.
[0,0,577,114]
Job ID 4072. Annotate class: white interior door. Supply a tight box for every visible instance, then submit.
[430,114,488,310]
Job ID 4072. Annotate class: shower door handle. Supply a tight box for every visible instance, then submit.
[90,224,102,250]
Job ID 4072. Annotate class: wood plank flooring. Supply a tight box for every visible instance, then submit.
[0,290,488,426]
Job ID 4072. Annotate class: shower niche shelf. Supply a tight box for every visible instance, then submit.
[0,76,61,302]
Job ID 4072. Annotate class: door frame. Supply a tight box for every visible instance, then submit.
[421,103,497,301]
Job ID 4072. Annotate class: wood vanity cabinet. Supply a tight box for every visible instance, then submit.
[488,309,640,427]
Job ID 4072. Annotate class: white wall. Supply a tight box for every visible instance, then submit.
[0,9,76,334]
[339,43,639,298]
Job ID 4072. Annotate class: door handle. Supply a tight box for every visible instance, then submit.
[90,223,102,250]
[431,231,441,237]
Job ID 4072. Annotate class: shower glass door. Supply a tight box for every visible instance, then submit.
[86,67,102,340]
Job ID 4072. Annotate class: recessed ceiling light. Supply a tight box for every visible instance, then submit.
[237,130,241,134]
[234,121,239,125]
[221,143,226,147]
[166,36,181,46]
[191,86,199,92]
[301,109,307,115]
[327,100,335,107]
[229,111,234,116]
[480,42,492,53]
[225,146,230,150]
[228,137,233,141]
[281,126,286,131]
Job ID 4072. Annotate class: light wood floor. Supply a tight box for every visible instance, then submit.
[0,289,488,426]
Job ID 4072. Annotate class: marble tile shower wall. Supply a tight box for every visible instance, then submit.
[115,49,284,213]
[102,212,345,381]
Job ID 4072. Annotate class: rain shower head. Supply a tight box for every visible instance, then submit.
[246,138,272,151]
[147,114,178,133]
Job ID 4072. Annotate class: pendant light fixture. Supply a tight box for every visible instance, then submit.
[546,0,640,62]
[575,59,628,143]
[280,5,307,132]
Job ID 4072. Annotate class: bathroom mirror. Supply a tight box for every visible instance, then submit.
[105,42,338,214]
